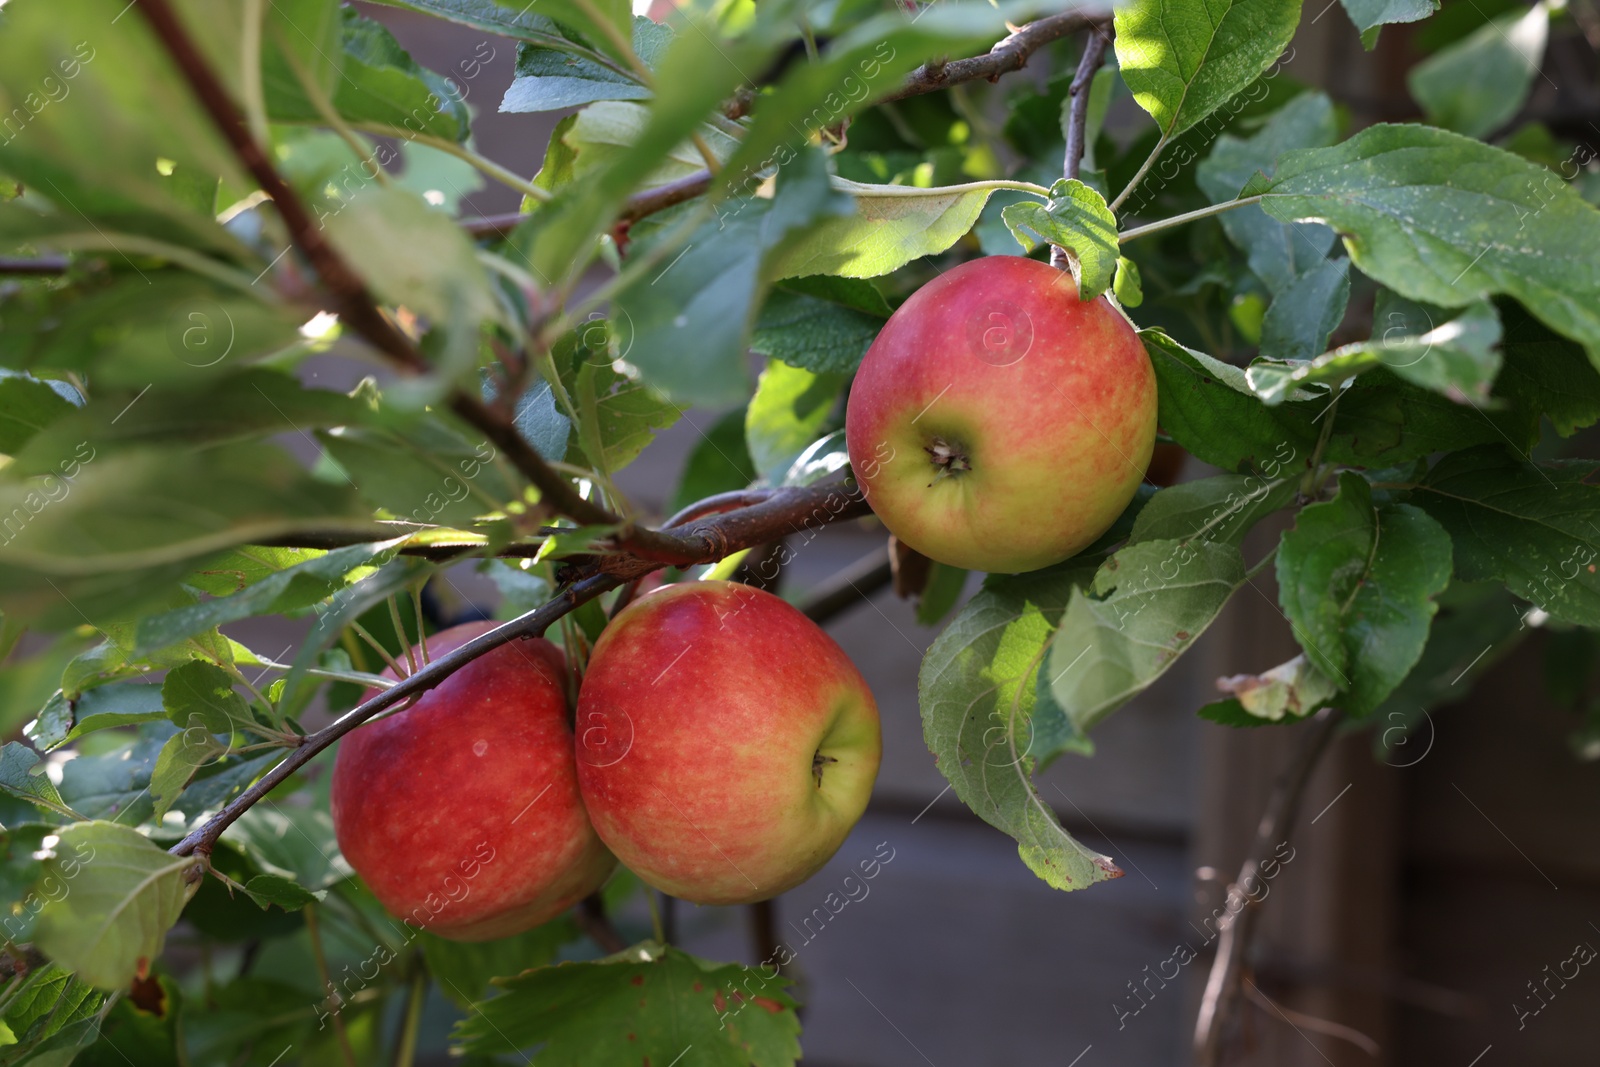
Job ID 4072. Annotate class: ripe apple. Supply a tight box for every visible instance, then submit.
[330,622,614,941]
[845,255,1157,573]
[574,581,880,905]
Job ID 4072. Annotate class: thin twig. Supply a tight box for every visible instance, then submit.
[0,256,71,275]
[1117,195,1263,243]
[576,893,627,954]
[169,573,621,858]
[799,544,895,625]
[304,904,358,1067]
[170,480,869,858]
[133,0,619,536]
[460,9,1112,241]
[1192,706,1347,1066]
[1052,26,1111,271]
[880,8,1113,103]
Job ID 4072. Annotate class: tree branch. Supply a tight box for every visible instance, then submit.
[0,256,70,276]
[170,479,870,859]
[459,8,1112,241]
[1051,26,1112,271]
[1192,706,1347,1066]
[133,0,619,533]
[879,8,1112,104]
[800,544,894,625]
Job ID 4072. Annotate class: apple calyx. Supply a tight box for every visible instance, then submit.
[812,751,838,787]
[924,436,972,485]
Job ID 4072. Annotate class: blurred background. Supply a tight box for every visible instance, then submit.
[349,2,1600,1064]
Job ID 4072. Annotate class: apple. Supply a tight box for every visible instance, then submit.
[330,621,614,941]
[845,255,1157,573]
[574,581,880,905]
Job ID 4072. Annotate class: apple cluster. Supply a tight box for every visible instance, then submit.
[330,581,881,942]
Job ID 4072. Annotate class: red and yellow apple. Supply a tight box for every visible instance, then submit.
[330,622,614,941]
[845,255,1157,573]
[574,581,880,905]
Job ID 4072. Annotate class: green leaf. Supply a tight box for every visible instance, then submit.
[227,806,352,891]
[614,147,852,407]
[394,141,484,214]
[1196,91,1341,290]
[1259,257,1350,362]
[322,184,505,354]
[1128,473,1300,547]
[501,18,668,113]
[0,0,249,257]
[1215,654,1339,721]
[1494,299,1600,436]
[749,278,888,376]
[766,178,996,280]
[1113,256,1143,307]
[0,964,105,1067]
[74,972,182,1067]
[168,750,278,829]
[55,725,169,826]
[1250,299,1502,406]
[0,742,77,821]
[239,873,320,911]
[1370,581,1527,744]
[513,11,782,284]
[27,683,167,752]
[1277,473,1453,715]
[1409,446,1600,626]
[0,442,368,630]
[0,273,301,391]
[0,825,48,943]
[1408,3,1547,139]
[745,361,847,487]
[1001,179,1118,300]
[716,2,1014,185]
[266,7,471,143]
[916,563,968,627]
[554,335,684,474]
[420,919,579,1008]
[1338,0,1438,35]
[1147,327,1532,472]
[1114,0,1302,140]
[319,413,516,528]
[918,561,1124,892]
[160,661,251,736]
[1041,539,1248,738]
[668,410,756,516]
[1144,329,1318,473]
[277,557,433,711]
[366,0,592,44]
[33,821,202,990]
[0,374,77,455]
[148,728,225,822]
[10,371,367,479]
[1251,124,1600,372]
[134,540,396,656]
[452,943,800,1065]
[564,100,737,192]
